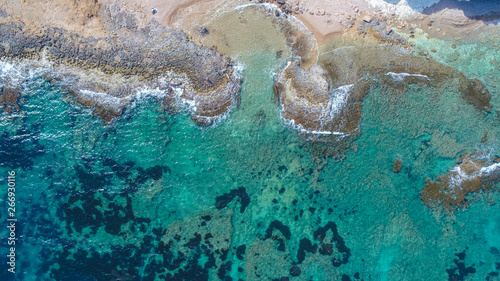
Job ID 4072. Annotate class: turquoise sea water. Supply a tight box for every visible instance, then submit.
[1,12,500,281]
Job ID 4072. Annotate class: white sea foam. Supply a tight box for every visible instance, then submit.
[233,61,246,76]
[78,90,128,109]
[0,59,49,87]
[484,18,500,25]
[385,72,429,82]
[285,118,347,136]
[448,151,500,190]
[480,162,500,175]
[171,86,184,97]
[178,97,198,113]
[310,130,346,136]
[365,0,440,17]
[448,166,471,188]
[133,87,168,100]
[329,84,353,117]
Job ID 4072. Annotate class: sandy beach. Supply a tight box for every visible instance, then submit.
[3,0,497,46]
[162,0,500,45]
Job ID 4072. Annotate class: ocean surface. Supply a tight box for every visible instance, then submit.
[1,4,500,281]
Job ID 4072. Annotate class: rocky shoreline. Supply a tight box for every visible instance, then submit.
[273,10,493,161]
[2,0,498,127]
[1,0,494,159]
[0,0,241,125]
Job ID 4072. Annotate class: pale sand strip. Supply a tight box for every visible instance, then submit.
[162,0,500,46]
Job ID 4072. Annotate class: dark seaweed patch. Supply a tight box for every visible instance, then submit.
[319,243,334,256]
[342,274,352,281]
[61,159,170,236]
[218,261,233,281]
[221,248,230,261]
[278,165,287,172]
[487,271,499,281]
[313,222,351,267]
[262,221,291,252]
[184,233,202,249]
[297,238,317,264]
[236,245,246,260]
[146,165,171,180]
[265,220,291,240]
[215,187,250,213]
[446,250,476,281]
[102,157,135,179]
[75,165,111,192]
[275,237,286,251]
[289,266,301,277]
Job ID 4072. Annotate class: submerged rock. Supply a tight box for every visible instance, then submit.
[393,159,402,173]
[459,77,492,112]
[0,86,20,112]
[71,89,130,123]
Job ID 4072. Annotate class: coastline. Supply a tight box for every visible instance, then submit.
[0,0,242,125]
[1,0,499,126]
[2,1,500,280]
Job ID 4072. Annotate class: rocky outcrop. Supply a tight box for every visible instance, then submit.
[0,0,241,124]
[276,61,369,136]
[275,28,492,158]
[420,151,500,210]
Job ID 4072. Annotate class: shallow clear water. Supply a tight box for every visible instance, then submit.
[1,7,500,281]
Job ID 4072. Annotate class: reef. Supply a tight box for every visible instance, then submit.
[420,151,500,210]
[0,0,241,125]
